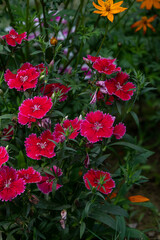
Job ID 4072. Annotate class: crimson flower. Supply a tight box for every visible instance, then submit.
[113,123,126,139]
[93,58,121,75]
[80,111,115,143]
[17,62,48,74]
[53,117,82,143]
[17,167,42,184]
[0,146,9,168]
[105,72,136,101]
[25,130,56,160]
[83,55,101,63]
[2,29,27,47]
[37,166,63,194]
[18,96,53,126]
[41,83,71,102]
[0,166,26,201]
[83,169,115,195]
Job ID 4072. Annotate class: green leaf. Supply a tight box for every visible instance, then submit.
[116,216,126,240]
[126,227,149,240]
[30,50,42,55]
[110,141,150,153]
[130,111,139,128]
[0,114,15,120]
[80,222,86,239]
[16,150,26,168]
[96,154,111,166]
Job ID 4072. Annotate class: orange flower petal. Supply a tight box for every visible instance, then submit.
[128,195,150,203]
[92,2,104,11]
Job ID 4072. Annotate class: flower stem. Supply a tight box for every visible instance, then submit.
[34,0,43,35]
[96,21,108,56]
[26,0,30,61]
[40,0,49,41]
[5,0,14,27]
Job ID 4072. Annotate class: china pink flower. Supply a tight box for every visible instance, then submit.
[41,83,71,101]
[105,72,136,101]
[18,96,53,125]
[0,146,9,168]
[53,117,82,143]
[17,167,42,184]
[83,55,101,63]
[0,166,26,201]
[80,111,115,143]
[113,123,126,139]
[93,58,121,75]
[2,29,27,47]
[25,130,56,160]
[83,169,115,195]
[37,166,63,194]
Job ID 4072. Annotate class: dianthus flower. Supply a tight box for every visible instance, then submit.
[41,83,71,101]
[18,96,53,126]
[83,55,101,63]
[104,72,136,101]
[137,0,160,9]
[25,130,56,160]
[37,166,63,194]
[53,117,82,143]
[0,146,9,168]
[131,15,157,34]
[80,111,115,143]
[0,166,26,201]
[17,62,48,75]
[92,0,127,22]
[83,169,115,194]
[113,123,126,139]
[17,167,42,184]
[2,29,27,47]
[93,58,121,75]
[1,125,14,141]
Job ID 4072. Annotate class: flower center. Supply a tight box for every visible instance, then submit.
[105,1,111,11]
[33,104,41,111]
[20,75,28,82]
[4,178,12,188]
[10,35,17,39]
[116,82,123,90]
[37,142,47,149]
[93,122,102,131]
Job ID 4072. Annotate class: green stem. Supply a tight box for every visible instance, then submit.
[34,0,43,35]
[75,41,83,69]
[26,0,30,60]
[40,0,49,41]
[5,0,14,27]
[96,21,108,56]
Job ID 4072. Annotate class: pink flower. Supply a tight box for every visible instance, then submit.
[17,167,42,184]
[38,118,51,129]
[80,111,115,143]
[1,125,14,141]
[18,96,53,125]
[105,72,136,101]
[41,83,71,101]
[37,166,63,194]
[4,68,39,91]
[93,58,121,75]
[0,166,26,201]
[53,117,82,143]
[25,130,56,160]
[113,123,126,139]
[2,29,27,47]
[0,146,9,168]
[83,55,101,63]
[83,169,115,195]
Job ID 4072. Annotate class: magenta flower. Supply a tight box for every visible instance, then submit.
[0,166,26,201]
[80,111,115,143]
[17,167,42,184]
[93,58,121,75]
[83,55,101,63]
[18,96,53,125]
[104,72,136,101]
[25,130,56,160]
[0,146,9,168]
[113,123,126,139]
[37,166,63,194]
[2,29,27,47]
[83,169,115,195]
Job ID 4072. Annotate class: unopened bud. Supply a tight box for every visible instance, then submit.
[50,36,58,46]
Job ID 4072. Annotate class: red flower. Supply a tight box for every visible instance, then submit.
[4,68,39,91]
[41,83,71,102]
[83,55,101,63]
[80,111,115,143]
[0,146,9,168]
[18,96,53,124]
[18,112,37,127]
[53,117,82,142]
[17,62,48,74]
[2,29,27,47]
[17,167,42,184]
[1,125,14,141]
[0,166,26,201]
[105,72,136,101]
[25,130,56,160]
[93,58,121,75]
[113,123,126,139]
[83,169,115,195]
[37,166,63,194]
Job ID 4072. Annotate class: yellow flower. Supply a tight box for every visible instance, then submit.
[92,0,127,22]
[131,15,157,34]
[137,0,160,10]
[50,36,58,46]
